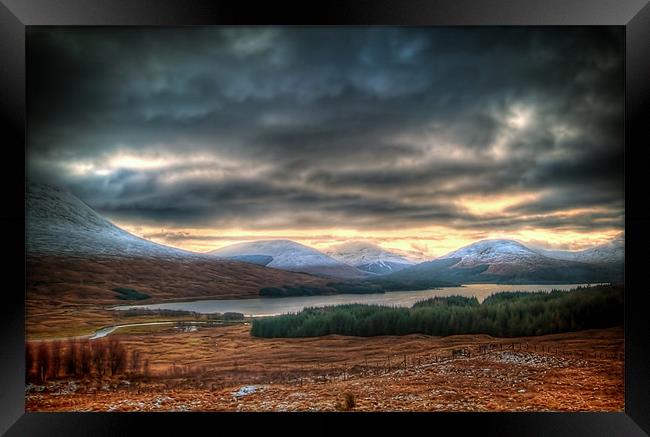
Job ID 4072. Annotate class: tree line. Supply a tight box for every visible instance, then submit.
[259,277,458,297]
[119,308,244,320]
[250,284,623,338]
[25,338,149,384]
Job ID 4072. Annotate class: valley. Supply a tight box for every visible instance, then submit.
[22,25,628,418]
[24,183,626,412]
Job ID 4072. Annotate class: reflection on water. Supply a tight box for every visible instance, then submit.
[113,283,595,318]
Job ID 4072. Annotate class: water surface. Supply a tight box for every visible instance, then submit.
[114,283,594,317]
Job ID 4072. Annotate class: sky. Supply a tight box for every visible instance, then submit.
[27,27,624,259]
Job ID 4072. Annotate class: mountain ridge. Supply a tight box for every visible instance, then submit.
[27,183,197,259]
[26,183,624,289]
[391,239,623,284]
[530,238,624,265]
[209,239,368,279]
[324,241,414,275]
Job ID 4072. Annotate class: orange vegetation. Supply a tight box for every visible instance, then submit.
[26,325,623,412]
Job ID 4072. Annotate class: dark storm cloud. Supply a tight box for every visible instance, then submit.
[81,172,467,229]
[27,26,624,232]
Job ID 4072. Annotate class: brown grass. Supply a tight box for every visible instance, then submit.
[26,254,330,338]
[24,254,624,412]
[27,255,329,305]
[25,325,624,412]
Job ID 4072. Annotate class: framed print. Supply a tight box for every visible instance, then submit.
[1,0,649,435]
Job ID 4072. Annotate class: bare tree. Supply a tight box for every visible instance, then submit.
[25,342,36,383]
[92,340,107,378]
[143,359,150,378]
[130,349,141,376]
[64,339,78,377]
[107,338,126,376]
[79,341,92,377]
[50,340,62,379]
[35,341,51,384]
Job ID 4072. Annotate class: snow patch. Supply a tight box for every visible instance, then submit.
[233,385,259,398]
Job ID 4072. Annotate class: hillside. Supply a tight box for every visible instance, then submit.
[27,183,195,258]
[27,255,329,305]
[209,240,367,279]
[26,184,330,303]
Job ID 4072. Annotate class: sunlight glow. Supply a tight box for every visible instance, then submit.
[114,220,622,260]
[458,193,541,216]
[108,154,170,170]
[506,106,533,129]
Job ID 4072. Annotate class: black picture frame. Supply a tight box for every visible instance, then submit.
[1,1,649,435]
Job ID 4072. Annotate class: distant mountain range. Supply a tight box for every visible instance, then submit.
[386,239,623,284]
[208,237,622,284]
[530,238,624,265]
[27,183,624,292]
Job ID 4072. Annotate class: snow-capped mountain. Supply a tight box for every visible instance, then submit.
[27,183,623,290]
[26,183,333,303]
[438,239,551,274]
[324,241,414,275]
[27,183,197,259]
[387,239,622,284]
[209,240,367,279]
[531,237,624,265]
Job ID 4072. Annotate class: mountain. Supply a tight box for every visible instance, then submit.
[27,183,195,259]
[386,239,622,284]
[438,239,551,275]
[26,183,624,303]
[531,237,624,265]
[324,241,414,275]
[209,240,368,279]
[26,183,330,303]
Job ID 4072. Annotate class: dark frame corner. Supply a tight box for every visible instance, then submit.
[1,1,649,435]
